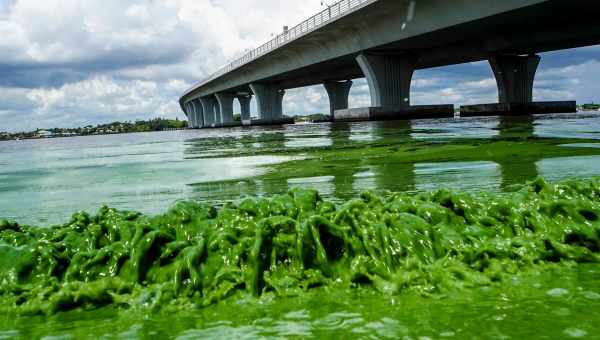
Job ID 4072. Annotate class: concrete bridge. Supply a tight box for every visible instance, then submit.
[179,0,600,128]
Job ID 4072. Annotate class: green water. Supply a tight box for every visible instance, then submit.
[2,113,600,339]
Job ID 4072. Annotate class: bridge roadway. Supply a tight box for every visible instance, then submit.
[179,0,600,128]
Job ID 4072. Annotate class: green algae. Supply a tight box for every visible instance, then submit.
[1,178,600,316]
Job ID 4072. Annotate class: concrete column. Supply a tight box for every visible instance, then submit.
[189,102,198,128]
[237,94,252,122]
[199,96,218,126]
[186,107,193,128]
[213,97,222,124]
[356,53,417,107]
[184,103,193,128]
[192,99,204,128]
[489,54,540,104]
[215,93,235,123]
[324,80,353,116]
[276,90,285,118]
[249,84,283,120]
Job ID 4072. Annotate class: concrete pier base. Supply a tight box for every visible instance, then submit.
[195,118,294,129]
[334,105,455,122]
[460,101,576,117]
[250,117,295,126]
[203,122,242,129]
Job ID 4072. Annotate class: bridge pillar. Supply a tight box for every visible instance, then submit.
[187,102,195,128]
[490,54,540,104]
[192,99,204,128]
[199,96,219,127]
[276,90,285,118]
[460,53,575,116]
[356,52,417,107]
[216,93,235,124]
[184,103,193,128]
[249,84,284,120]
[190,101,200,128]
[237,94,252,123]
[213,96,222,124]
[335,53,454,121]
[324,80,352,116]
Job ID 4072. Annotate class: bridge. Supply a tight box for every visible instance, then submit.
[179,0,600,128]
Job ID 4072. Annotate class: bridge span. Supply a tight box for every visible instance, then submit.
[179,0,600,128]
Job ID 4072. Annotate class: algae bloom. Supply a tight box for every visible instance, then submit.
[1,178,599,315]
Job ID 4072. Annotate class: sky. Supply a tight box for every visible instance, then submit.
[0,0,599,132]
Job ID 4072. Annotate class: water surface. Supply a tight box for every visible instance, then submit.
[2,113,600,226]
[2,112,600,339]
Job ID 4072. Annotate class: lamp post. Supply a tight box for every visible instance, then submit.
[321,0,333,19]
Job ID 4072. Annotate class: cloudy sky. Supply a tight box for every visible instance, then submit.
[0,0,599,132]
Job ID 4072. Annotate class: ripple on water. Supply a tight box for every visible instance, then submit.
[353,318,410,339]
[271,320,313,337]
[176,325,262,340]
[284,309,311,320]
[546,288,570,297]
[0,330,19,340]
[564,328,588,338]
[313,312,364,331]
[583,291,600,300]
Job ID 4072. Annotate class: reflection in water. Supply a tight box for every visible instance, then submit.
[330,122,359,199]
[495,115,540,190]
[538,155,600,182]
[330,120,416,197]
[329,117,542,195]
[370,121,416,193]
[3,113,600,225]
[416,162,501,192]
[183,115,550,203]
[186,130,292,202]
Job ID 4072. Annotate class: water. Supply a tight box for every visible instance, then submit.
[2,113,600,226]
[2,112,600,339]
[2,265,600,339]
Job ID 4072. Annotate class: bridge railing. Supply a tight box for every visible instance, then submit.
[183,0,378,97]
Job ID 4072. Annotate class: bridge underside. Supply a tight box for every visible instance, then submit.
[181,0,600,127]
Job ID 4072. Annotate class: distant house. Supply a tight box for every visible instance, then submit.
[36,130,54,138]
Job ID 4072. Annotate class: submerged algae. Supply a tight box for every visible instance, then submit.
[1,178,600,315]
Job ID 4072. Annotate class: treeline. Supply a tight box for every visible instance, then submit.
[71,118,188,135]
[1,118,188,141]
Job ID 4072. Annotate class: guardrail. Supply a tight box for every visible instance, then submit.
[182,0,378,97]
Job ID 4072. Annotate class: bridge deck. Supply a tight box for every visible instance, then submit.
[181,0,600,105]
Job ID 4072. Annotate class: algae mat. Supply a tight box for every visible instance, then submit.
[1,178,600,338]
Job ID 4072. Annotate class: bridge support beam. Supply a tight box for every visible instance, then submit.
[213,96,222,125]
[491,54,540,104]
[357,52,416,107]
[216,93,235,124]
[189,101,200,128]
[249,84,292,125]
[237,94,252,125]
[200,96,219,127]
[192,99,204,128]
[461,53,576,116]
[335,52,454,122]
[187,102,196,128]
[324,80,352,117]
[184,103,193,128]
[276,90,285,118]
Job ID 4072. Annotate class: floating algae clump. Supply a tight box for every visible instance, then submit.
[1,178,600,315]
